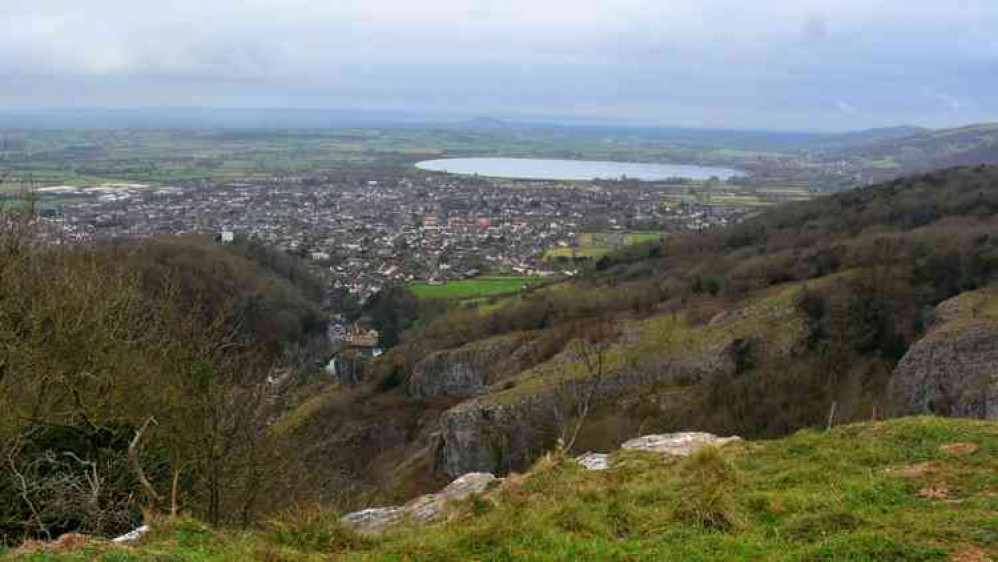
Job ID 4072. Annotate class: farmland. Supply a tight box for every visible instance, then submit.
[545,231,664,261]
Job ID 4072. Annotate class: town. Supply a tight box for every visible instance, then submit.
[38,169,757,304]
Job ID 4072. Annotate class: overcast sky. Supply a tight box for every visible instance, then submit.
[1,0,996,131]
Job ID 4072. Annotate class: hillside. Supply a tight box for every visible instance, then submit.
[828,123,998,176]
[9,417,996,560]
[228,164,998,527]
[4,165,998,553]
[0,229,331,546]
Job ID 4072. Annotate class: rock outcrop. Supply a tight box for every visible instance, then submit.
[436,396,557,478]
[621,431,742,455]
[889,290,998,420]
[408,334,535,399]
[341,472,499,534]
[343,430,741,534]
[577,431,741,470]
[437,355,734,477]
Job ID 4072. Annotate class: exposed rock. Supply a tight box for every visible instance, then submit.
[437,394,560,477]
[888,290,998,420]
[437,356,733,477]
[403,472,498,522]
[341,472,499,534]
[574,432,740,470]
[345,430,742,534]
[575,452,611,470]
[621,432,741,456]
[408,334,533,399]
[111,525,149,544]
[332,350,366,387]
[340,507,405,534]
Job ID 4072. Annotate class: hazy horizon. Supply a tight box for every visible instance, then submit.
[3,1,996,131]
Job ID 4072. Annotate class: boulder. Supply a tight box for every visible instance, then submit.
[575,432,740,471]
[111,525,149,544]
[621,432,741,456]
[339,507,405,534]
[341,472,499,534]
[575,452,611,470]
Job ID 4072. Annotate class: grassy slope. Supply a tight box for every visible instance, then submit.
[480,281,805,406]
[9,417,996,561]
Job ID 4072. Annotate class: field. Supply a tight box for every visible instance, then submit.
[409,277,538,300]
[659,181,813,208]
[545,231,663,261]
[0,127,810,189]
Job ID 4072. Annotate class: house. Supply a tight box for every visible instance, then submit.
[344,325,380,349]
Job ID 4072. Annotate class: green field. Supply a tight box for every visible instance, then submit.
[0,128,802,190]
[545,231,663,261]
[409,277,538,300]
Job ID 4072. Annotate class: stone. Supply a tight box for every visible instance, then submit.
[576,452,611,470]
[339,507,405,534]
[111,525,149,544]
[621,432,741,456]
[341,472,499,534]
[404,472,498,522]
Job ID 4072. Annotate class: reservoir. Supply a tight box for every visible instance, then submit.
[415,157,744,181]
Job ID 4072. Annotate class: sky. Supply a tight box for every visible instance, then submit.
[1,0,996,131]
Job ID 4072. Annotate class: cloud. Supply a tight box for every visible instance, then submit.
[0,0,996,129]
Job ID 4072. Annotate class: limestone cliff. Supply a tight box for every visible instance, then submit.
[433,287,802,477]
[436,356,733,477]
[407,333,536,399]
[889,288,998,419]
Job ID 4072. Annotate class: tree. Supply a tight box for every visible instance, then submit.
[551,316,614,452]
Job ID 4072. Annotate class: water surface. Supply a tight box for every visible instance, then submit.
[415,157,744,181]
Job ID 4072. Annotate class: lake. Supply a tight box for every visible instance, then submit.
[414,157,744,181]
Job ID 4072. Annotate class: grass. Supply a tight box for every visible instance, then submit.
[545,232,664,261]
[10,417,996,560]
[481,281,806,406]
[409,277,538,300]
[270,384,341,435]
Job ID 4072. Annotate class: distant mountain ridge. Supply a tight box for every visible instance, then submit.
[826,122,998,171]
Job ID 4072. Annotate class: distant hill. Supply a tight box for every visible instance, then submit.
[829,122,998,171]
[0,107,442,129]
[808,125,930,151]
[453,116,514,130]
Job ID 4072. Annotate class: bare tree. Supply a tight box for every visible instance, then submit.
[552,316,614,452]
[129,416,163,516]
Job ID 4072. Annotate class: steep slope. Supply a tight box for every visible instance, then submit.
[381,165,998,480]
[890,286,998,419]
[15,418,997,561]
[268,165,998,522]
